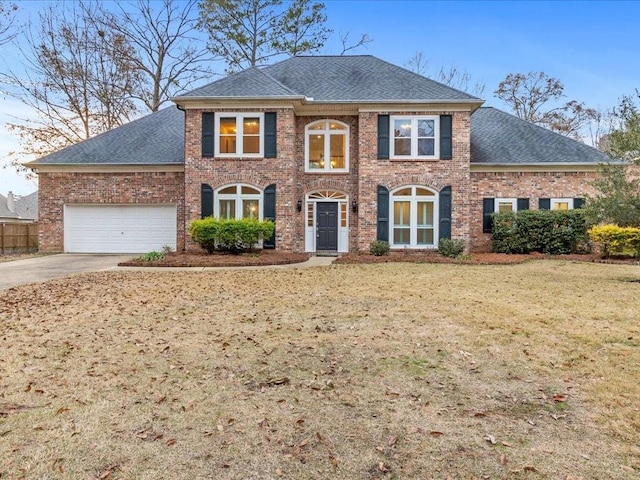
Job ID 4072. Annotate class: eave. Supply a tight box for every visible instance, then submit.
[27,164,185,174]
[470,162,605,173]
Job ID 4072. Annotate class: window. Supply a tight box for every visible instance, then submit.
[305,120,349,172]
[214,184,262,220]
[390,116,439,159]
[390,186,438,248]
[494,198,517,213]
[215,113,264,157]
[551,198,574,210]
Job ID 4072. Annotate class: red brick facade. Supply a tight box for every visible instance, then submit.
[37,106,601,253]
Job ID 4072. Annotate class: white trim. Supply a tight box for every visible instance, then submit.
[389,186,439,249]
[494,198,517,213]
[390,115,440,160]
[214,183,263,220]
[27,164,184,173]
[214,112,264,158]
[304,119,350,173]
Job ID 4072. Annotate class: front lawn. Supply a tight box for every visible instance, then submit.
[1,261,638,478]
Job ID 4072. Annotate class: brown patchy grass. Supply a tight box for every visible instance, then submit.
[1,261,639,479]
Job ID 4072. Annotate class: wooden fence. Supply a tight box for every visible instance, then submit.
[1,222,38,254]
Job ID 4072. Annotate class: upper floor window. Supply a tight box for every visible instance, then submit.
[305,120,349,172]
[215,184,262,220]
[390,116,439,159]
[215,113,264,157]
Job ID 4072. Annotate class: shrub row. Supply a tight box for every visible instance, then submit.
[492,210,589,255]
[189,218,275,254]
[588,224,640,258]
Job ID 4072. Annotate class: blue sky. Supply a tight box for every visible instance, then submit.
[2,0,639,195]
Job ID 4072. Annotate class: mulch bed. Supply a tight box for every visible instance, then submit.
[118,250,310,267]
[118,249,639,268]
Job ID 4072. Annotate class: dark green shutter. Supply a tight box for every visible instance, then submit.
[440,115,452,160]
[263,184,276,248]
[574,198,585,209]
[539,198,551,210]
[483,198,494,233]
[439,186,452,239]
[377,185,389,241]
[517,198,530,210]
[264,112,277,158]
[201,184,213,218]
[377,115,390,160]
[202,113,214,157]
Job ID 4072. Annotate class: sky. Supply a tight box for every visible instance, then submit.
[1,0,639,196]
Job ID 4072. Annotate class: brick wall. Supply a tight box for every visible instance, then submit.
[356,111,472,251]
[470,170,600,251]
[38,171,184,252]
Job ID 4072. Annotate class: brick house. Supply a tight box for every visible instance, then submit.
[28,55,608,254]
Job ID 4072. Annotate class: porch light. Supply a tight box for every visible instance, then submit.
[296,199,302,212]
[352,200,358,213]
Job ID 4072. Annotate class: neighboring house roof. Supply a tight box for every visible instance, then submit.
[28,107,184,166]
[471,107,610,165]
[0,191,38,221]
[176,55,481,103]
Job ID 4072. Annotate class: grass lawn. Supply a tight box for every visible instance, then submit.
[1,261,639,479]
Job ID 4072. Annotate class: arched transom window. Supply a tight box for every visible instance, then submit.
[215,184,262,220]
[305,120,349,172]
[390,186,438,247]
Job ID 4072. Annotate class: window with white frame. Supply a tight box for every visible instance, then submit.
[305,120,349,172]
[390,116,439,159]
[215,113,264,157]
[215,184,262,220]
[551,198,574,210]
[494,198,518,213]
[390,186,438,248]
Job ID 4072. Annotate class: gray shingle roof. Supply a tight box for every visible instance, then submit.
[177,55,480,102]
[470,107,610,164]
[29,107,184,165]
[179,66,301,99]
[0,191,38,220]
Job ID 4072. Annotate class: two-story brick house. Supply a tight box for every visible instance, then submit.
[29,55,608,254]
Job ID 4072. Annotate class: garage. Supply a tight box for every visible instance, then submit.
[64,204,177,253]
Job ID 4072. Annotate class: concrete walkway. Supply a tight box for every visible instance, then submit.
[0,254,337,290]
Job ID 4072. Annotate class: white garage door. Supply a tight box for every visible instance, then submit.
[64,204,177,253]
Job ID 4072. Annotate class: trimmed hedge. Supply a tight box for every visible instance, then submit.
[189,218,275,254]
[492,209,589,255]
[588,224,640,258]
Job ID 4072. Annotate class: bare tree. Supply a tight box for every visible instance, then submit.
[405,51,485,96]
[338,30,372,55]
[3,3,138,165]
[495,71,597,139]
[100,0,213,112]
[0,1,18,46]
[199,0,331,73]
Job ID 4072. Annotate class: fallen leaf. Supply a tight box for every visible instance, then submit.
[500,454,508,465]
[165,438,176,446]
[378,461,388,472]
[524,465,538,472]
[484,434,497,445]
[329,454,338,468]
[388,435,397,447]
[553,394,568,402]
[429,431,444,437]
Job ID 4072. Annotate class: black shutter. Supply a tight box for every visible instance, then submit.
[201,184,214,218]
[517,198,530,210]
[263,184,276,248]
[539,198,551,210]
[439,186,452,239]
[377,115,390,160]
[264,112,277,158]
[376,185,389,241]
[440,115,453,160]
[202,113,214,158]
[574,198,585,209]
[483,198,494,233]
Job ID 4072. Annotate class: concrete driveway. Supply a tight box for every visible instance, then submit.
[0,254,135,290]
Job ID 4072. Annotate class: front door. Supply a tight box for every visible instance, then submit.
[316,202,338,250]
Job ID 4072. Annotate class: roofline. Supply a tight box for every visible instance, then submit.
[172,95,307,102]
[172,96,483,105]
[470,162,611,173]
[27,164,185,173]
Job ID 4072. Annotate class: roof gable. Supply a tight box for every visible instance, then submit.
[470,107,610,165]
[177,55,481,103]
